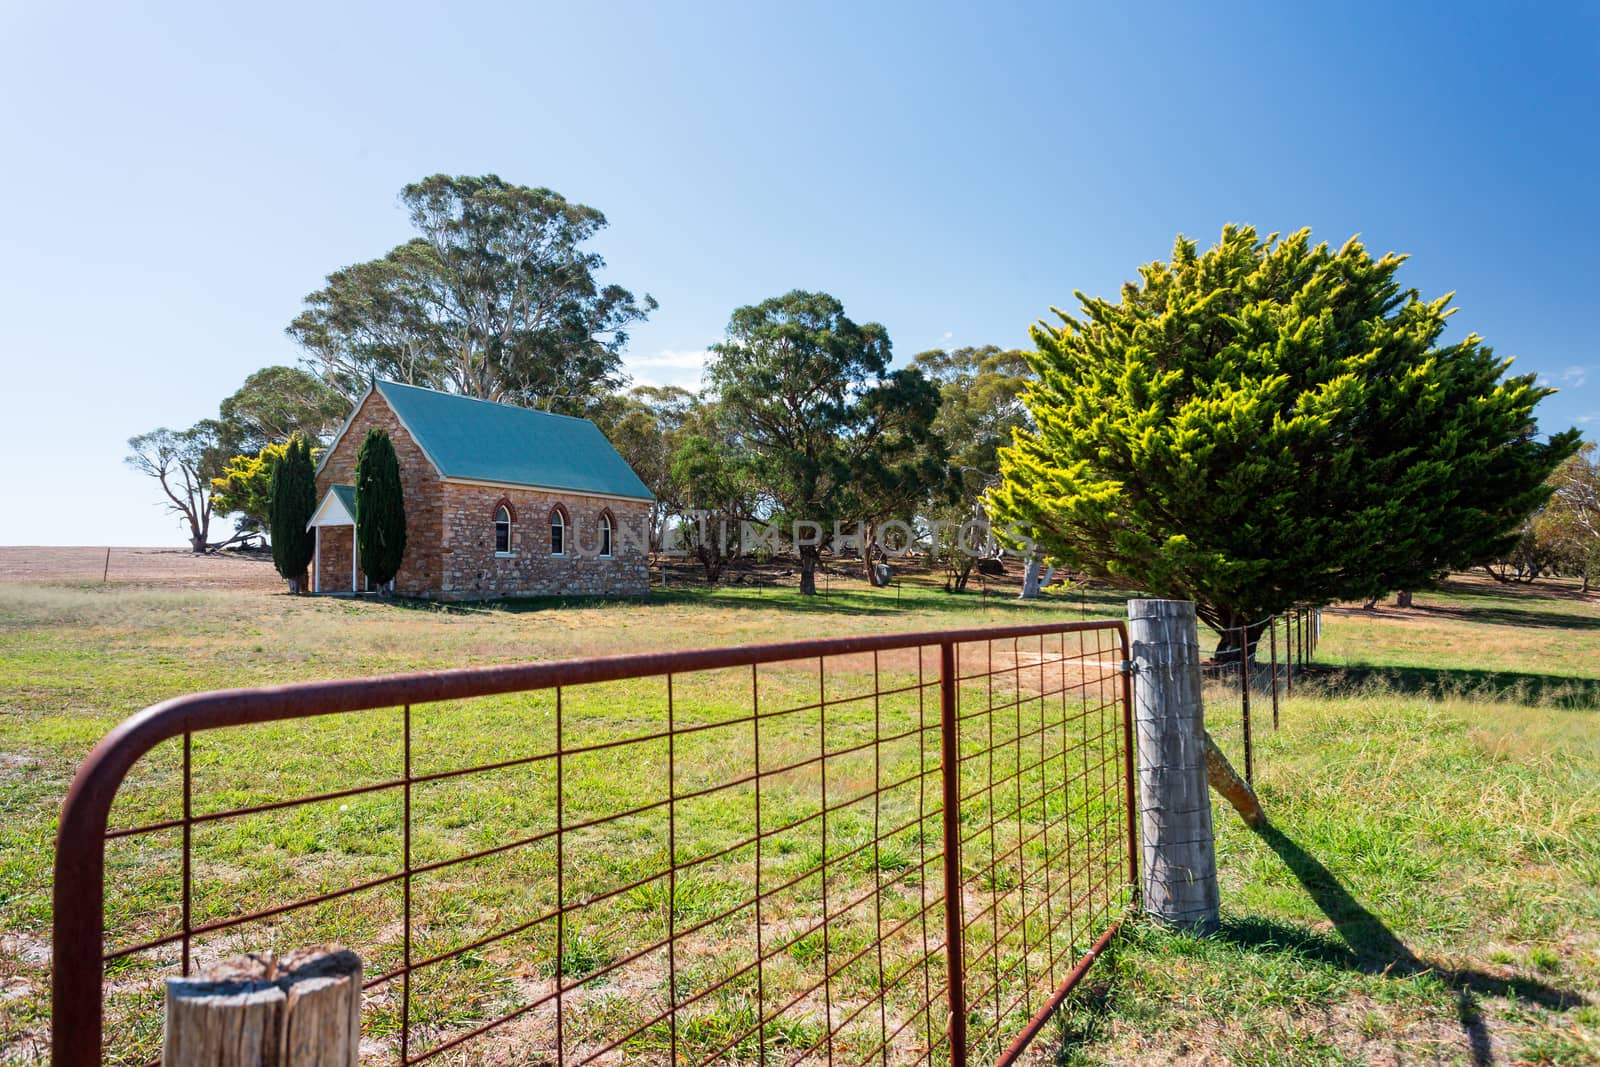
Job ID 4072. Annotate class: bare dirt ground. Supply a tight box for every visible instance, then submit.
[0,546,282,591]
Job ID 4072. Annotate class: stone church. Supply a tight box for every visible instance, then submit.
[309,380,652,599]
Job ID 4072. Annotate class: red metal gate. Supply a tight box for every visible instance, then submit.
[53,620,1137,1065]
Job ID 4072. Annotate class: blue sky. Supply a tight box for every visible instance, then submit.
[1,1,1595,546]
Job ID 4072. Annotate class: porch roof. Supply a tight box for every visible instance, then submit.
[307,485,356,529]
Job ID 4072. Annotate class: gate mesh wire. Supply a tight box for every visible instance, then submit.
[87,625,1133,1065]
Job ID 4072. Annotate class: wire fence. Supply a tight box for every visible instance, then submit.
[1199,608,1322,784]
[54,620,1137,1066]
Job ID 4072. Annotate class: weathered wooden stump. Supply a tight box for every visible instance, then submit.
[163,946,361,1067]
[1128,599,1220,932]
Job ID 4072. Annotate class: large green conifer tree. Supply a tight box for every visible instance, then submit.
[355,429,407,593]
[989,226,1580,657]
[268,435,317,592]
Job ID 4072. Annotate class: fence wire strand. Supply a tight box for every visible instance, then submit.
[1200,608,1323,785]
[55,623,1138,1067]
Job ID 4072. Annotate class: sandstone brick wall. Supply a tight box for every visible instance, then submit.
[316,388,651,600]
[315,525,366,593]
[317,391,442,596]
[438,482,650,598]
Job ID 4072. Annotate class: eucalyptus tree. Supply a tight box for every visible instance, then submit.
[126,422,229,552]
[913,345,1035,591]
[288,174,655,417]
[708,290,944,595]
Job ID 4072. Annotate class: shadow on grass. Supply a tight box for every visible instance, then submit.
[1047,968,1119,1066]
[372,583,1131,621]
[1224,825,1589,1066]
[1434,576,1597,604]
[1410,604,1600,632]
[1319,663,1600,708]
[1330,602,1600,631]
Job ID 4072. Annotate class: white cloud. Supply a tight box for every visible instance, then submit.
[1559,365,1587,387]
[631,350,712,370]
[623,349,711,390]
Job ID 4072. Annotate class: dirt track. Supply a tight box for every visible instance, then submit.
[0,546,282,591]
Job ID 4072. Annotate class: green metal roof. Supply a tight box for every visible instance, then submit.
[331,484,357,514]
[373,380,653,500]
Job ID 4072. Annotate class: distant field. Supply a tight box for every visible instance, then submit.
[0,546,281,591]
[0,552,1596,1064]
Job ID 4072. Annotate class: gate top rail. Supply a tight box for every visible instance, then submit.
[54,616,1130,1067]
[60,618,1125,827]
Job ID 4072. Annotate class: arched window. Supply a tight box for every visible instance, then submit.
[550,507,567,556]
[599,511,614,558]
[494,505,513,555]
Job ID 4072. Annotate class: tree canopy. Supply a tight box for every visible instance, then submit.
[670,419,761,583]
[835,369,948,583]
[211,441,294,534]
[220,366,348,455]
[287,175,655,417]
[1521,440,1600,590]
[199,367,345,539]
[913,345,1033,501]
[707,290,945,594]
[989,226,1581,641]
[914,346,1034,590]
[1548,441,1599,545]
[600,385,697,553]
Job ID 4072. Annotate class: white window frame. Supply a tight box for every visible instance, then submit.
[494,504,515,557]
[550,507,567,557]
[599,512,613,558]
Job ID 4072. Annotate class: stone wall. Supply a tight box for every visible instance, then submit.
[317,391,441,596]
[439,482,651,598]
[315,525,366,593]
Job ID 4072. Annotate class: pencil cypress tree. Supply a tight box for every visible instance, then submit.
[989,226,1581,658]
[268,435,317,593]
[355,428,407,593]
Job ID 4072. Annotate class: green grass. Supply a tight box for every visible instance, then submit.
[2,570,1597,1064]
[1055,576,1600,1065]
[0,574,1131,1064]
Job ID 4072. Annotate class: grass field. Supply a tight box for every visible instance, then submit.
[1,553,1597,1064]
[1070,577,1600,1066]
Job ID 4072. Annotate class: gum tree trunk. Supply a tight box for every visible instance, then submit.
[798,547,819,595]
[1019,555,1055,599]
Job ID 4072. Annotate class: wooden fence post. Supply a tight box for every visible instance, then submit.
[1127,599,1220,932]
[164,947,362,1067]
[1269,616,1280,730]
